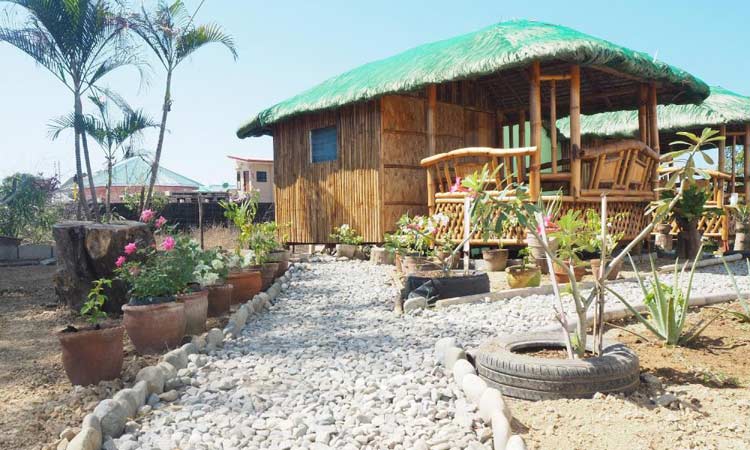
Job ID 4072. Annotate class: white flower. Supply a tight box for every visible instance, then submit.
[211,259,224,270]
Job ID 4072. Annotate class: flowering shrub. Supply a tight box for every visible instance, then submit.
[389,213,450,256]
[330,224,364,245]
[193,248,229,287]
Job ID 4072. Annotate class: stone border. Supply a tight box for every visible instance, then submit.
[434,337,527,450]
[61,264,301,450]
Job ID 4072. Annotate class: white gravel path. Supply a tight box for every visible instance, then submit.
[112,258,748,450]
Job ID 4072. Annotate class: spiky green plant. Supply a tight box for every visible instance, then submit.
[128,0,237,211]
[0,0,137,220]
[607,247,724,346]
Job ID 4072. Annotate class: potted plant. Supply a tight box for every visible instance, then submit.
[195,248,233,317]
[525,194,561,272]
[249,222,280,290]
[584,209,625,280]
[731,203,750,252]
[481,219,514,271]
[550,210,593,283]
[57,279,125,385]
[265,222,291,277]
[394,214,443,274]
[330,224,364,258]
[220,194,262,303]
[505,248,541,289]
[168,234,209,336]
[114,213,187,354]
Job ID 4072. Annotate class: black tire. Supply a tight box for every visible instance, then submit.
[476,332,640,401]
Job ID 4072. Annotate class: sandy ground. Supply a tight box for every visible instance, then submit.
[511,302,750,450]
[0,265,224,450]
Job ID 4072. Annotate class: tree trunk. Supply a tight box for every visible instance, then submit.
[676,218,701,259]
[73,92,89,220]
[106,156,113,221]
[145,69,173,211]
[79,123,100,222]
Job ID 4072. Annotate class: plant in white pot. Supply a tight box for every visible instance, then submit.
[330,224,363,259]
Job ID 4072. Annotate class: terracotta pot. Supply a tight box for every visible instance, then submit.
[336,244,357,259]
[589,258,623,281]
[57,324,124,386]
[268,250,290,277]
[227,270,262,304]
[482,249,509,271]
[122,301,185,355]
[261,262,279,290]
[207,283,233,317]
[176,289,208,336]
[552,261,586,283]
[506,265,542,289]
[402,255,440,275]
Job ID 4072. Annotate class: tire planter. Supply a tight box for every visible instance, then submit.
[57,324,124,386]
[506,265,541,289]
[176,289,208,336]
[476,332,640,400]
[207,283,233,317]
[226,270,262,304]
[122,301,186,355]
[336,244,357,258]
[405,271,490,302]
[482,249,508,271]
[589,258,623,280]
[267,250,290,277]
[261,262,279,290]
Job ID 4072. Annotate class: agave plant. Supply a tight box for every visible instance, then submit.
[606,247,724,346]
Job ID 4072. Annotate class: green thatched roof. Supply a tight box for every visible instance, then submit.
[557,86,750,139]
[237,19,708,138]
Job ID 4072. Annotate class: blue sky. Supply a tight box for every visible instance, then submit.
[1,0,748,185]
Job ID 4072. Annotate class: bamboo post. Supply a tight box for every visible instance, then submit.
[426,85,437,156]
[426,169,435,214]
[518,109,526,180]
[731,135,737,193]
[745,123,750,201]
[648,84,660,190]
[569,65,581,198]
[463,196,471,275]
[638,84,649,144]
[717,125,727,199]
[550,80,558,174]
[529,61,542,200]
[496,111,505,149]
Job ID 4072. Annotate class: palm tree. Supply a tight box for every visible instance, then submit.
[49,92,158,220]
[0,0,136,220]
[129,0,237,211]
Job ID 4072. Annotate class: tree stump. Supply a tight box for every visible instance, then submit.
[53,221,154,313]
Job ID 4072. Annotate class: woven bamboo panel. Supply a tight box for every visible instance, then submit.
[434,196,649,245]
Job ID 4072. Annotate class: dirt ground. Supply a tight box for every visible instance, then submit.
[0,264,224,450]
[512,301,750,450]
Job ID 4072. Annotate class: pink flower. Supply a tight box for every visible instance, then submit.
[124,242,137,255]
[115,256,126,268]
[162,236,175,251]
[140,209,155,222]
[155,216,167,228]
[449,177,468,193]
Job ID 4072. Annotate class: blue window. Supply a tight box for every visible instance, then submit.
[256,171,268,182]
[311,126,338,163]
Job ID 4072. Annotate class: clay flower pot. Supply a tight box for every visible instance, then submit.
[482,249,509,271]
[506,265,542,289]
[176,289,208,336]
[207,283,233,317]
[261,262,279,290]
[226,269,262,304]
[57,324,124,386]
[402,255,440,275]
[553,261,586,283]
[122,301,185,355]
[589,258,623,281]
[267,250,290,277]
[336,244,357,259]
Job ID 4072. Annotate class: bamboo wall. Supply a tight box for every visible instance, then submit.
[272,101,382,243]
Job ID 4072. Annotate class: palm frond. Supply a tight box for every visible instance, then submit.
[176,22,237,64]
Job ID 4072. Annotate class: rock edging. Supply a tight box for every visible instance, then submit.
[434,337,527,450]
[62,264,301,450]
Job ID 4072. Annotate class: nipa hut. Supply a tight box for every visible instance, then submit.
[557,86,750,246]
[237,19,708,244]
